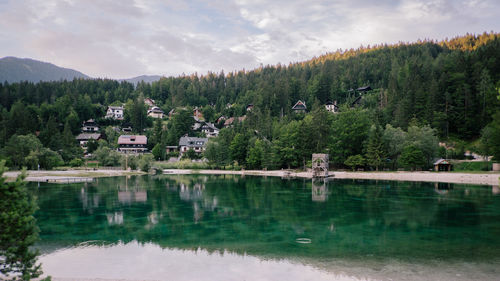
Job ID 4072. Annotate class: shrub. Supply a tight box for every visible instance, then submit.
[138,154,154,172]
[69,158,83,167]
[399,145,426,170]
[344,155,365,171]
[93,147,122,167]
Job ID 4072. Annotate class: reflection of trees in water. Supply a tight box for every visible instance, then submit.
[31,176,500,261]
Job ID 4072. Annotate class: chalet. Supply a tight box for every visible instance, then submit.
[325,100,339,113]
[118,135,148,153]
[144,98,156,107]
[193,107,204,119]
[166,146,179,154]
[356,85,372,92]
[224,116,246,127]
[179,136,208,155]
[82,119,99,132]
[147,106,164,119]
[434,159,452,171]
[201,122,219,138]
[122,123,133,132]
[216,116,227,124]
[350,86,372,107]
[292,100,307,113]
[76,133,101,150]
[351,95,363,107]
[193,107,204,120]
[106,106,124,120]
[192,116,203,130]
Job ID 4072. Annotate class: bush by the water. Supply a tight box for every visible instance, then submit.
[155,160,210,170]
[121,154,154,172]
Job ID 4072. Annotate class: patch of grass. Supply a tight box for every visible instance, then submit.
[154,160,210,170]
[452,161,492,172]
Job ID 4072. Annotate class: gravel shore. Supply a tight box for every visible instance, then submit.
[3,168,498,186]
[164,169,500,186]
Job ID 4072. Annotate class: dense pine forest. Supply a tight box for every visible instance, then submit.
[0,32,499,170]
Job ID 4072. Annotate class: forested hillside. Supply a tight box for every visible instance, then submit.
[0,32,499,170]
[0,57,90,83]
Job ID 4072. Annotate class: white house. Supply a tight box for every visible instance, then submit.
[201,122,219,138]
[325,100,339,113]
[76,133,101,151]
[106,106,124,120]
[82,119,99,132]
[147,106,164,119]
[118,135,148,153]
[144,98,156,107]
[179,136,208,155]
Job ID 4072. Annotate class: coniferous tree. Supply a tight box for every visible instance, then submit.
[365,124,385,171]
[0,162,43,279]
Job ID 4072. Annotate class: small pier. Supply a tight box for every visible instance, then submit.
[27,176,95,184]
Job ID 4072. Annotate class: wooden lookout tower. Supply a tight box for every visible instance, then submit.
[312,154,329,178]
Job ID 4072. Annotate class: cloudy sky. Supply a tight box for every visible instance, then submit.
[0,0,498,79]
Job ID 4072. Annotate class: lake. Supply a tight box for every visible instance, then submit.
[30,175,500,280]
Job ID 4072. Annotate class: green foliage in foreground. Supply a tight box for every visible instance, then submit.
[0,162,43,280]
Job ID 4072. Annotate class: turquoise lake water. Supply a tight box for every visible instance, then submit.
[30,175,500,280]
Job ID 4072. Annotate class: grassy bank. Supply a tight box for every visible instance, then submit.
[452,161,492,172]
[154,160,245,170]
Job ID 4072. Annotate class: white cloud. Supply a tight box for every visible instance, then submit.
[0,0,498,78]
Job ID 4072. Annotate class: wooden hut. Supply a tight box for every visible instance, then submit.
[312,154,329,178]
[434,159,452,171]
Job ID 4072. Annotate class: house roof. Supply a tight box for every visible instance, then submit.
[148,106,164,114]
[83,119,98,126]
[351,96,362,107]
[118,135,147,145]
[434,159,451,165]
[108,106,123,110]
[179,136,208,147]
[202,122,219,131]
[76,133,101,141]
[292,100,307,110]
[224,116,246,126]
[356,86,372,92]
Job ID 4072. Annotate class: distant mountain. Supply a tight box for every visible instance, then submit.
[121,75,163,84]
[0,56,90,83]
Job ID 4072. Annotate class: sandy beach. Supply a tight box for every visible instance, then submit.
[3,169,145,183]
[163,169,500,186]
[3,168,499,186]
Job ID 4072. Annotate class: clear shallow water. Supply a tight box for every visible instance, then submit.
[30,175,500,280]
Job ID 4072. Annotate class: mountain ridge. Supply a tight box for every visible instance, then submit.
[0,56,163,84]
[0,56,90,83]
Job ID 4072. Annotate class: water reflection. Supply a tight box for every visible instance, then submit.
[312,178,328,202]
[39,242,362,281]
[32,175,500,272]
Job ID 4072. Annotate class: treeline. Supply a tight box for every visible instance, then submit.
[0,33,499,169]
[203,106,441,170]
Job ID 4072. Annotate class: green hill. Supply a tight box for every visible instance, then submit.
[0,57,90,83]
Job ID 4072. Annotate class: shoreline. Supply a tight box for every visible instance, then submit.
[3,168,499,186]
[3,169,145,183]
[163,169,500,186]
